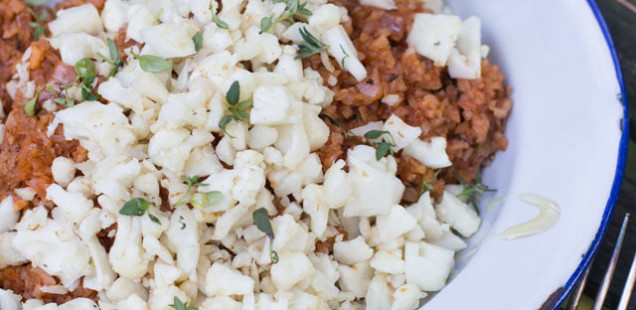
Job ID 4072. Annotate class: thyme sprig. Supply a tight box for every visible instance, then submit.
[219,81,252,135]
[364,130,397,161]
[119,198,161,224]
[456,172,497,211]
[419,170,441,197]
[97,38,124,78]
[259,0,312,33]
[295,27,326,59]
[253,208,279,263]
[28,8,48,41]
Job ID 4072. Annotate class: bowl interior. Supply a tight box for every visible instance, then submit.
[426,0,626,309]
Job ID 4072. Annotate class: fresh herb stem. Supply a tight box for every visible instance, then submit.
[339,44,350,68]
[456,172,496,211]
[252,208,279,263]
[119,198,160,224]
[364,130,396,160]
[170,296,198,310]
[218,81,252,135]
[295,27,326,59]
[419,170,441,197]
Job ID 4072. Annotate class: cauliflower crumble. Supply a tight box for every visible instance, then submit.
[0,0,501,309]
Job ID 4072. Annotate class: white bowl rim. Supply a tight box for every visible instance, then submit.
[550,0,630,308]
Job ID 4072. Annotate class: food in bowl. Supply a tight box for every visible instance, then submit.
[0,0,511,308]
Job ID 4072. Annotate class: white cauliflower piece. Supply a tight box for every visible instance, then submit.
[322,160,351,209]
[382,114,422,151]
[48,4,102,36]
[338,261,373,298]
[333,236,373,265]
[321,25,367,81]
[343,146,404,217]
[303,106,330,151]
[407,14,462,66]
[0,232,27,268]
[51,157,76,187]
[272,214,309,253]
[165,207,199,276]
[109,215,149,279]
[275,124,311,170]
[391,284,426,310]
[92,157,141,203]
[308,4,341,33]
[248,125,278,150]
[200,296,242,310]
[58,298,98,310]
[0,196,19,233]
[402,137,452,169]
[404,241,454,291]
[374,205,417,244]
[50,33,108,66]
[205,262,255,296]
[106,277,148,302]
[271,252,316,291]
[0,288,21,310]
[13,206,91,288]
[52,102,136,156]
[365,273,392,310]
[140,23,197,58]
[370,250,405,274]
[360,0,396,10]
[46,184,94,224]
[250,86,302,125]
[436,191,481,237]
[301,184,329,238]
[448,17,482,79]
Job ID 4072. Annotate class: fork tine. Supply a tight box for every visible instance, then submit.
[566,261,593,310]
[617,250,636,310]
[592,213,630,310]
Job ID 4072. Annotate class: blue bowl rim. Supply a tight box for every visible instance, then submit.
[552,1,630,308]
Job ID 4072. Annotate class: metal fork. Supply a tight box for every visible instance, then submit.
[566,213,636,310]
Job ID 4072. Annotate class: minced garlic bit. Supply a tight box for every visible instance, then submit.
[0,0,488,309]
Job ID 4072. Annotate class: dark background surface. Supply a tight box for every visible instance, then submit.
[583,0,636,308]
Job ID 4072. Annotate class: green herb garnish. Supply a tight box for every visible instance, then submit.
[419,170,441,197]
[364,130,396,161]
[192,32,203,52]
[130,49,172,73]
[434,41,441,46]
[210,5,229,29]
[119,198,160,224]
[190,191,223,209]
[25,0,49,5]
[24,89,41,116]
[253,207,278,263]
[218,81,252,135]
[175,175,203,206]
[28,9,48,41]
[152,8,163,25]
[174,175,223,208]
[259,0,312,34]
[74,58,99,101]
[170,297,198,310]
[456,172,496,211]
[339,44,350,68]
[259,14,275,33]
[97,38,124,78]
[295,27,325,59]
[179,216,186,230]
[320,113,352,137]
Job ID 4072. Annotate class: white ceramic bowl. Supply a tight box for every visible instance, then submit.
[424,0,628,309]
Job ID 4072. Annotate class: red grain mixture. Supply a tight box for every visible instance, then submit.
[312,0,512,202]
